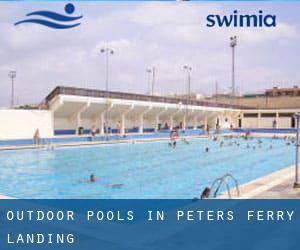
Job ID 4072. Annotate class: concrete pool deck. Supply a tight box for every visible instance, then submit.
[219,165,300,199]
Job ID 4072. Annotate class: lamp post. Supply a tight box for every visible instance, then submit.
[8,71,16,108]
[146,68,152,95]
[294,113,300,188]
[100,47,114,136]
[183,65,192,103]
[230,36,237,98]
[100,47,114,93]
[152,66,156,96]
[183,65,192,130]
[146,66,156,95]
[215,80,218,103]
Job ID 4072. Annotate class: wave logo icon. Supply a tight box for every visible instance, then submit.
[14,3,82,29]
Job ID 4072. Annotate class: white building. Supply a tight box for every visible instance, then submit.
[0,86,299,140]
[47,87,239,136]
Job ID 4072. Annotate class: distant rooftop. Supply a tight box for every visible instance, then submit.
[266,85,300,97]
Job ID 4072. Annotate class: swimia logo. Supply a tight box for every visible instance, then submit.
[206,10,276,28]
[14,3,83,29]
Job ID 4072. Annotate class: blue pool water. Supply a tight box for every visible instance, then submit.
[0,137,295,199]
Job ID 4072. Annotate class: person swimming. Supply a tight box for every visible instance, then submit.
[90,174,96,183]
[105,184,124,189]
[182,138,190,145]
[205,147,209,153]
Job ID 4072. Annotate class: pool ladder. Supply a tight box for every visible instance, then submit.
[209,173,240,199]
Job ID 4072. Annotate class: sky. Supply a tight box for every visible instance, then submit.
[1,1,300,107]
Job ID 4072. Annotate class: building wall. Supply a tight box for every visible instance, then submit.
[0,109,53,140]
[54,117,76,130]
[205,96,300,109]
[242,118,259,128]
[242,117,293,128]
[259,117,275,128]
[278,117,291,128]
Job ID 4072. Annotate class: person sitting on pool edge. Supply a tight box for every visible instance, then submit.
[200,187,211,199]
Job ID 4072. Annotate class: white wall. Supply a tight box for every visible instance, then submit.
[54,117,76,130]
[278,117,291,128]
[242,117,293,128]
[242,118,259,128]
[0,109,53,140]
[259,117,275,128]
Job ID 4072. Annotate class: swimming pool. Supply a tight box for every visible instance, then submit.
[0,136,295,198]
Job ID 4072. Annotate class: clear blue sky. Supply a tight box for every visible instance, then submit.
[0,1,300,106]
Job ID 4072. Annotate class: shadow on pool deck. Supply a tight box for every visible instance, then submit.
[220,165,300,199]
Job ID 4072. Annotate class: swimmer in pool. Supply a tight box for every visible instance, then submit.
[205,147,209,153]
[78,174,96,184]
[182,138,190,144]
[90,174,96,183]
[106,184,124,189]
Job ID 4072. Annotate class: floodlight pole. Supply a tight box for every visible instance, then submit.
[8,71,16,108]
[294,113,300,188]
[146,68,152,95]
[183,65,192,101]
[230,36,237,99]
[215,80,218,103]
[183,65,192,129]
[101,47,114,93]
[100,47,114,137]
[152,66,156,96]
